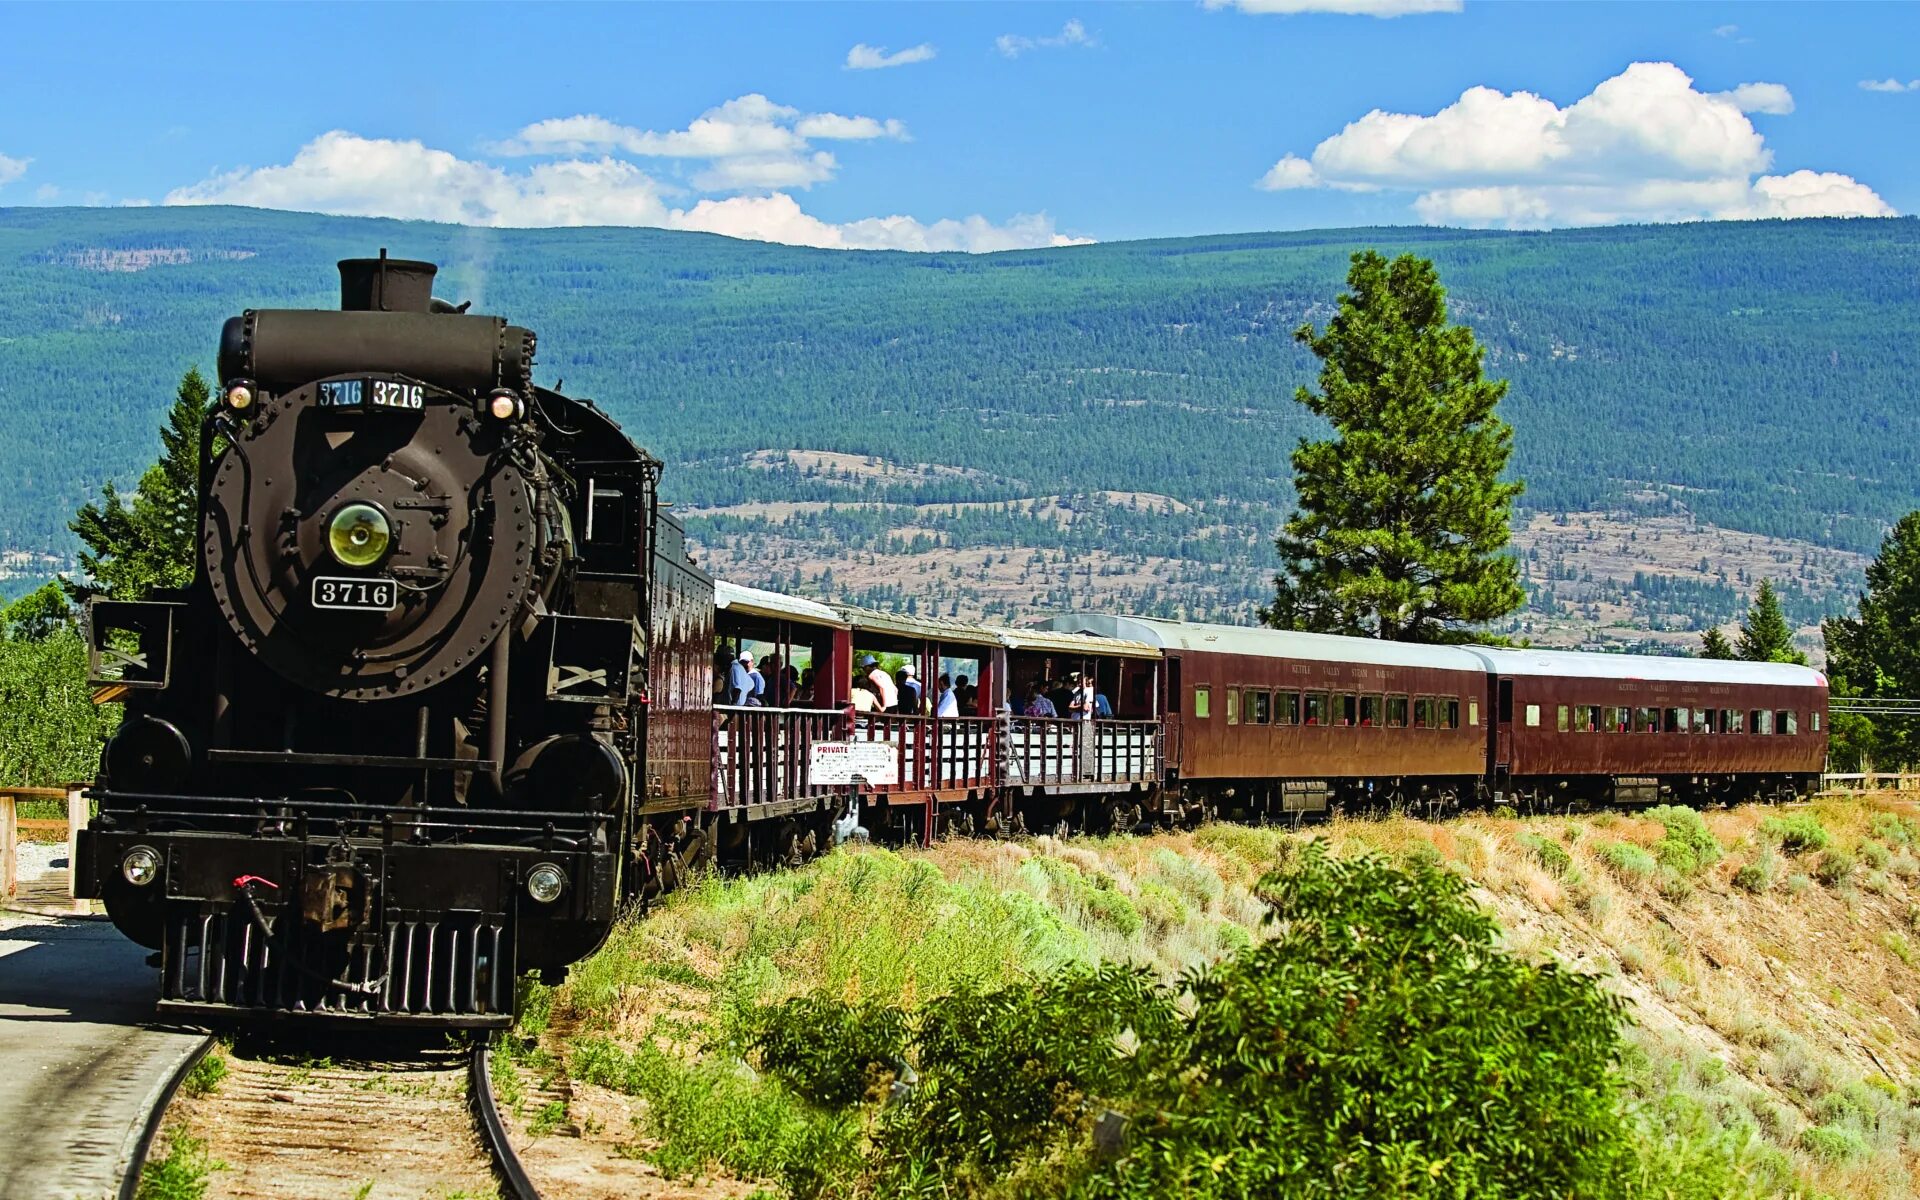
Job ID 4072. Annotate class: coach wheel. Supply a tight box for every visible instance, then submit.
[947,808,978,840]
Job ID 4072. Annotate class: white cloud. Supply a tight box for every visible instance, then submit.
[1258,62,1893,227]
[996,19,1095,58]
[845,42,936,70]
[1717,81,1794,115]
[493,96,905,193]
[0,152,28,188]
[1860,78,1920,93]
[1713,23,1740,37]
[162,131,1088,253]
[1205,0,1460,15]
[33,183,60,202]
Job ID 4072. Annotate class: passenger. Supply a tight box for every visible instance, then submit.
[1025,682,1057,718]
[761,654,785,705]
[861,654,899,710]
[1067,673,1095,721]
[729,651,756,706]
[851,678,880,714]
[747,656,766,706]
[1047,677,1073,717]
[896,663,923,715]
[935,673,959,718]
[794,667,817,706]
[954,674,975,713]
[1094,688,1112,719]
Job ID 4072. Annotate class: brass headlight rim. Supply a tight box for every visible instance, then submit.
[326,500,394,570]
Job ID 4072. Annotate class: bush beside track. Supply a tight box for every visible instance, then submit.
[507,794,1920,1199]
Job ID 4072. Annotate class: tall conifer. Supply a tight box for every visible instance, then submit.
[1263,251,1523,641]
[1824,512,1920,766]
[69,367,210,599]
[1735,579,1806,665]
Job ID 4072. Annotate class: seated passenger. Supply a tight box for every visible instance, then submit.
[1094,688,1112,719]
[794,667,817,706]
[1024,683,1057,718]
[954,675,976,713]
[851,679,880,714]
[896,663,923,714]
[729,651,756,706]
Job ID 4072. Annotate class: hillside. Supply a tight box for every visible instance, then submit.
[478,794,1920,1199]
[1,207,1912,633]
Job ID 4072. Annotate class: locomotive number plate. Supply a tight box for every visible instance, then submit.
[316,379,425,410]
[312,576,398,611]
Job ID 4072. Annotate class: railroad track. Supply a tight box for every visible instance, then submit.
[125,1035,540,1200]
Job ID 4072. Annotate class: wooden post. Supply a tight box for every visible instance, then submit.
[66,785,87,912]
[2,792,16,903]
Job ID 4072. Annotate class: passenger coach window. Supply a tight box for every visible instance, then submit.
[1812,711,1822,732]
[1249,690,1272,725]
[1574,705,1597,732]
[1416,697,1435,728]
[1606,706,1627,733]
[1194,687,1211,719]
[1387,695,1409,728]
[1360,695,1383,727]
[1557,705,1570,732]
[1665,708,1686,733]
[1444,698,1461,729]
[1633,707,1657,733]
[1693,707,1712,733]
[1522,703,1539,728]
[1338,694,1357,727]
[1754,710,1774,735]
[1303,692,1328,725]
[1226,689,1240,726]
[1468,701,1479,727]
[1279,692,1299,725]
[1781,711,1797,735]
[1722,709,1744,734]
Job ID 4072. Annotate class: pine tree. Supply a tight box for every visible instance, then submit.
[1262,251,1523,642]
[69,367,210,600]
[1736,579,1806,665]
[1824,512,1920,767]
[1699,627,1736,660]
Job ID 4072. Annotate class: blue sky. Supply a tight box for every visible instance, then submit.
[1,1,1916,249]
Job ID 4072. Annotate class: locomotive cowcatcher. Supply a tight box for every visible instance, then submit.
[76,255,715,1027]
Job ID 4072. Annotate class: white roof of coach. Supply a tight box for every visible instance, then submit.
[714,580,849,628]
[1036,615,1486,673]
[1467,646,1827,688]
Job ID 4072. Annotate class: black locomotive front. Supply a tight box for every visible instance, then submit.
[77,256,652,1026]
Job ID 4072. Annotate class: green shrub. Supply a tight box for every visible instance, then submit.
[750,996,909,1106]
[1786,873,1812,896]
[134,1131,225,1200]
[1601,841,1658,882]
[1761,813,1830,854]
[1520,832,1574,879]
[181,1045,228,1098]
[1798,1123,1867,1163]
[1815,850,1856,886]
[1860,840,1891,870]
[1645,806,1722,876]
[1870,812,1915,848]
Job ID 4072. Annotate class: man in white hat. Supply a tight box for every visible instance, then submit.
[729,650,756,706]
[895,662,923,715]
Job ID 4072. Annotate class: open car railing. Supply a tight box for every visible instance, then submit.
[1003,718,1162,787]
[714,705,852,809]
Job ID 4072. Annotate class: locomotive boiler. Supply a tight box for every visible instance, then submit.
[77,255,714,1026]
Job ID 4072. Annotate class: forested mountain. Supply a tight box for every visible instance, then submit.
[1,207,1914,581]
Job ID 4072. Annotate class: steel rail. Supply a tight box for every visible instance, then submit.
[469,1040,542,1200]
[118,1034,216,1200]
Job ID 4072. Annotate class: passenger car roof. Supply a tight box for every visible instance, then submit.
[714,580,848,629]
[1037,615,1486,672]
[1466,645,1827,687]
[987,625,1162,660]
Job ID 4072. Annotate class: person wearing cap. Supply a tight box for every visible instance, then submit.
[729,651,755,706]
[860,654,899,710]
[895,662,923,715]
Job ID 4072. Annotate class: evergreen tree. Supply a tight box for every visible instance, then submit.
[1262,251,1523,642]
[1699,627,1737,660]
[1824,512,1920,766]
[69,367,210,600]
[1735,580,1806,665]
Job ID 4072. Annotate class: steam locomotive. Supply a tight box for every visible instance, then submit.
[78,256,717,1027]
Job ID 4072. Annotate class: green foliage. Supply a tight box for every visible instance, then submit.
[1824,511,1920,767]
[1644,805,1723,876]
[1735,580,1808,665]
[1520,831,1575,878]
[0,628,118,786]
[134,1130,225,1200]
[3,582,75,641]
[1699,626,1736,660]
[68,367,210,600]
[1798,1123,1867,1163]
[1732,848,1778,894]
[1871,812,1916,848]
[1760,813,1831,854]
[1601,841,1659,882]
[181,1045,229,1098]
[1815,849,1856,886]
[1263,250,1524,641]
[749,996,910,1107]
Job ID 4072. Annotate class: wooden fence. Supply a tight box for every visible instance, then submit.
[1,785,85,909]
[1821,773,1920,794]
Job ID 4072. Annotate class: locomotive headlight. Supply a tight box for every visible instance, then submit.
[487,389,523,421]
[327,503,392,568]
[525,863,567,904]
[121,845,161,887]
[224,381,254,411]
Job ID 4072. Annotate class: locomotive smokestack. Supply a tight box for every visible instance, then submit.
[338,249,438,313]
